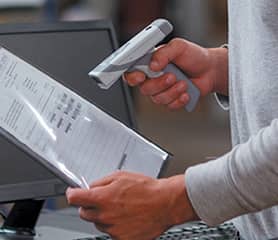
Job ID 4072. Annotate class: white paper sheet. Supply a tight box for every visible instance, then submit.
[0,47,170,188]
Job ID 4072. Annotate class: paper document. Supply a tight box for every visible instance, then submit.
[0,46,170,189]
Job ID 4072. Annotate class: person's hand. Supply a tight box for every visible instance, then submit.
[66,171,199,240]
[124,38,228,110]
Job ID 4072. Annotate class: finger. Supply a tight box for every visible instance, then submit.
[167,93,190,110]
[90,176,115,188]
[139,73,176,96]
[79,207,101,222]
[150,81,187,105]
[94,223,111,233]
[150,38,187,72]
[95,223,118,240]
[123,71,146,86]
[66,188,102,208]
[79,207,113,227]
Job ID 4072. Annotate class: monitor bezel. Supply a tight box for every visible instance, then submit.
[0,20,136,203]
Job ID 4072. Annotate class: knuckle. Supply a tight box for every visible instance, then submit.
[164,73,176,85]
[159,80,168,90]
[80,208,108,224]
[139,85,149,95]
[152,47,169,66]
[119,170,129,176]
[151,95,161,104]
[96,212,107,223]
[156,94,170,105]
[178,80,187,88]
[87,190,97,202]
[67,194,79,205]
[180,93,190,104]
[79,208,91,221]
[167,72,176,80]
[125,72,145,86]
[114,171,124,177]
[169,37,185,48]
[93,193,106,205]
[152,50,160,60]
[88,191,106,206]
[175,81,187,93]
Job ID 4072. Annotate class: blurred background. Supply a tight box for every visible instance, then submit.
[0,0,229,208]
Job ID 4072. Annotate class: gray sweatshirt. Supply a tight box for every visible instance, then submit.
[185,1,278,239]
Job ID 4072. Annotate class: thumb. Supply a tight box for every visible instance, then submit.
[150,38,187,72]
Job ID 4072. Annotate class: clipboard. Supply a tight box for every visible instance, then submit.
[0,46,171,189]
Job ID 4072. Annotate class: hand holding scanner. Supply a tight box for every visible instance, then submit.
[88,19,200,112]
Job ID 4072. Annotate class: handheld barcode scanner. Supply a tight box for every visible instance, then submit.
[88,19,200,112]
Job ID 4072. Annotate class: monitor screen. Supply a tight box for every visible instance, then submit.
[0,21,135,203]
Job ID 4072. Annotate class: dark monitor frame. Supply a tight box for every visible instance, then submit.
[0,19,136,129]
[0,20,136,237]
[0,20,136,203]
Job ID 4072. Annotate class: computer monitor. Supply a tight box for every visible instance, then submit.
[0,20,135,237]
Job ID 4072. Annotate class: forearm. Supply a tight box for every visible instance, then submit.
[208,47,229,96]
[185,118,278,225]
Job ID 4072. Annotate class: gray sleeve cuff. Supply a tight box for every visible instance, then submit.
[185,152,247,226]
[214,93,229,111]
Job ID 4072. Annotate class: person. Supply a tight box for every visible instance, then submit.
[66,1,278,240]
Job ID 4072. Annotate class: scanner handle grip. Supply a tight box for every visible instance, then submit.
[127,51,200,112]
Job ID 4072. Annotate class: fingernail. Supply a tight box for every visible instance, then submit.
[177,83,186,92]
[150,61,159,70]
[166,75,175,85]
[66,188,73,195]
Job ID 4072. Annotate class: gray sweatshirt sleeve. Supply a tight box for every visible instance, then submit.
[185,118,278,226]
